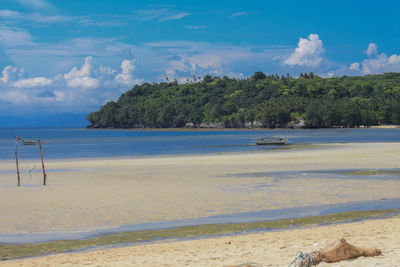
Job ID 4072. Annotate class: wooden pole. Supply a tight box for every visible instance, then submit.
[15,138,20,186]
[38,139,47,186]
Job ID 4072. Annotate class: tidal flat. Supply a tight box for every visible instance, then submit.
[1,142,400,235]
[1,142,400,264]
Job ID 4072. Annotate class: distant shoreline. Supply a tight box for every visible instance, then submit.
[85,125,399,131]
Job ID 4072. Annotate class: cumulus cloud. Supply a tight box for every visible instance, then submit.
[361,54,400,74]
[162,54,244,83]
[283,34,324,67]
[355,44,400,74]
[0,57,142,112]
[365,43,378,57]
[64,56,99,89]
[114,59,142,85]
[13,77,53,88]
[328,43,400,76]
[388,54,400,64]
[0,66,19,84]
[349,62,360,71]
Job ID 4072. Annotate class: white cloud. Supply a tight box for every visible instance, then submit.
[229,12,248,18]
[114,59,143,85]
[0,66,19,84]
[13,77,53,88]
[162,53,243,83]
[79,17,126,27]
[185,25,206,30]
[283,34,324,67]
[389,54,400,64]
[349,62,360,71]
[360,53,400,74]
[328,43,400,76]
[132,8,191,22]
[0,9,20,18]
[53,90,65,102]
[159,12,190,22]
[0,57,143,112]
[355,44,400,74]
[14,0,55,12]
[365,43,378,57]
[27,14,71,23]
[64,56,100,89]
[0,26,33,47]
[0,9,72,24]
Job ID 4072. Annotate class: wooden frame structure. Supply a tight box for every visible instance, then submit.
[14,136,47,186]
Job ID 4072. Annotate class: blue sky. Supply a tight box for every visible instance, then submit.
[1,0,400,126]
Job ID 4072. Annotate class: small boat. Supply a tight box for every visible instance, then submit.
[256,136,288,145]
[23,141,38,146]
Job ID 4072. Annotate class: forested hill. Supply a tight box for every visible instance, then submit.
[87,72,400,129]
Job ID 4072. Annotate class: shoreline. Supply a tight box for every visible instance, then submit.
[1,209,399,260]
[1,139,397,165]
[0,140,395,168]
[2,213,400,266]
[85,125,399,131]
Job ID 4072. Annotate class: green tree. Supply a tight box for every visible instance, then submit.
[252,71,267,81]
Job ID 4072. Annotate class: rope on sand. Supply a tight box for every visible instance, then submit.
[288,251,316,267]
[237,262,262,267]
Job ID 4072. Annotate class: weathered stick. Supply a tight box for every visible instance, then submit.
[38,139,47,186]
[15,138,20,186]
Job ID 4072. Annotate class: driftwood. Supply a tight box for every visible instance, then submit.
[300,238,381,266]
[225,238,381,267]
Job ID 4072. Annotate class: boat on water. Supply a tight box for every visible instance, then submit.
[256,136,288,145]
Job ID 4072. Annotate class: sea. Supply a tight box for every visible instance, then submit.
[1,127,399,160]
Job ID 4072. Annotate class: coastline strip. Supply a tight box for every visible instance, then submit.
[1,209,399,261]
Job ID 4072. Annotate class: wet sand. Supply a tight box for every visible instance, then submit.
[2,216,400,266]
[0,142,399,235]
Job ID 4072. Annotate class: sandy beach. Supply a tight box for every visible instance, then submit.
[0,142,400,234]
[2,216,400,266]
[0,142,400,265]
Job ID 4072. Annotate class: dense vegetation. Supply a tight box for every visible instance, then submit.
[87,72,400,128]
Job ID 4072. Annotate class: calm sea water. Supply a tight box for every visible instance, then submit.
[1,127,399,160]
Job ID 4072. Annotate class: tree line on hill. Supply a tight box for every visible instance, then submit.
[87,72,400,129]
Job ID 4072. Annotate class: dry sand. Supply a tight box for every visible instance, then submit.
[0,142,400,234]
[2,216,400,266]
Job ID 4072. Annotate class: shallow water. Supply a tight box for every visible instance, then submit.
[227,168,400,181]
[1,198,399,244]
[1,127,399,160]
